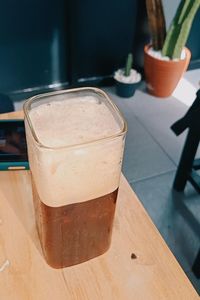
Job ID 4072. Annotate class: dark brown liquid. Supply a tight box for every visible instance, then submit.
[32,178,118,269]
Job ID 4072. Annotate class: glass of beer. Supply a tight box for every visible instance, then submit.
[24,87,127,268]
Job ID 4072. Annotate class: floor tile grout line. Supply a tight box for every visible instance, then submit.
[128,169,176,185]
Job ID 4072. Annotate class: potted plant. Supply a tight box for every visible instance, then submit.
[114,53,141,98]
[144,0,200,98]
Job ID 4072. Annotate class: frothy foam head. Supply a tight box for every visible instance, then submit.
[25,91,126,206]
[29,96,121,148]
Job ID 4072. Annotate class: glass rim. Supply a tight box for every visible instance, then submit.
[23,87,127,150]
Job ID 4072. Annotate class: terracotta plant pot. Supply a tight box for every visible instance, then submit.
[144,45,191,98]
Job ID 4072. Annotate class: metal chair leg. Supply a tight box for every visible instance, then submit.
[173,130,200,192]
[192,249,200,278]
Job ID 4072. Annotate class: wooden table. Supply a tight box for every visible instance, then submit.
[0,111,198,300]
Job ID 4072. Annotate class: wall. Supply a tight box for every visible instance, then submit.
[0,0,199,101]
[0,0,69,98]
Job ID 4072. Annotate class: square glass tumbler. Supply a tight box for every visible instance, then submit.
[24,87,127,268]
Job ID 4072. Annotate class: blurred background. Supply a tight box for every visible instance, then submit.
[0,0,199,102]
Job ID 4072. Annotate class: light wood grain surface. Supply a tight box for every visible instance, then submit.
[0,111,198,299]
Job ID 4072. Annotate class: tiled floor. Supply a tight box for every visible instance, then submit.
[14,69,200,293]
[104,69,200,294]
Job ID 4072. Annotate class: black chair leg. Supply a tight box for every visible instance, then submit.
[192,249,200,278]
[173,130,200,192]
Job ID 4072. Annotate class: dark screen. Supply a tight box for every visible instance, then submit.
[0,120,28,162]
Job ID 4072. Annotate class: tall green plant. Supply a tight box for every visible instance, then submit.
[146,0,166,50]
[162,0,200,58]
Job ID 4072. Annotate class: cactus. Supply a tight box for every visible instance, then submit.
[162,0,200,59]
[146,0,166,50]
[124,53,133,77]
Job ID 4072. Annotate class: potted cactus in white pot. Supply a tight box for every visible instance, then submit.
[145,0,200,98]
[114,53,141,98]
